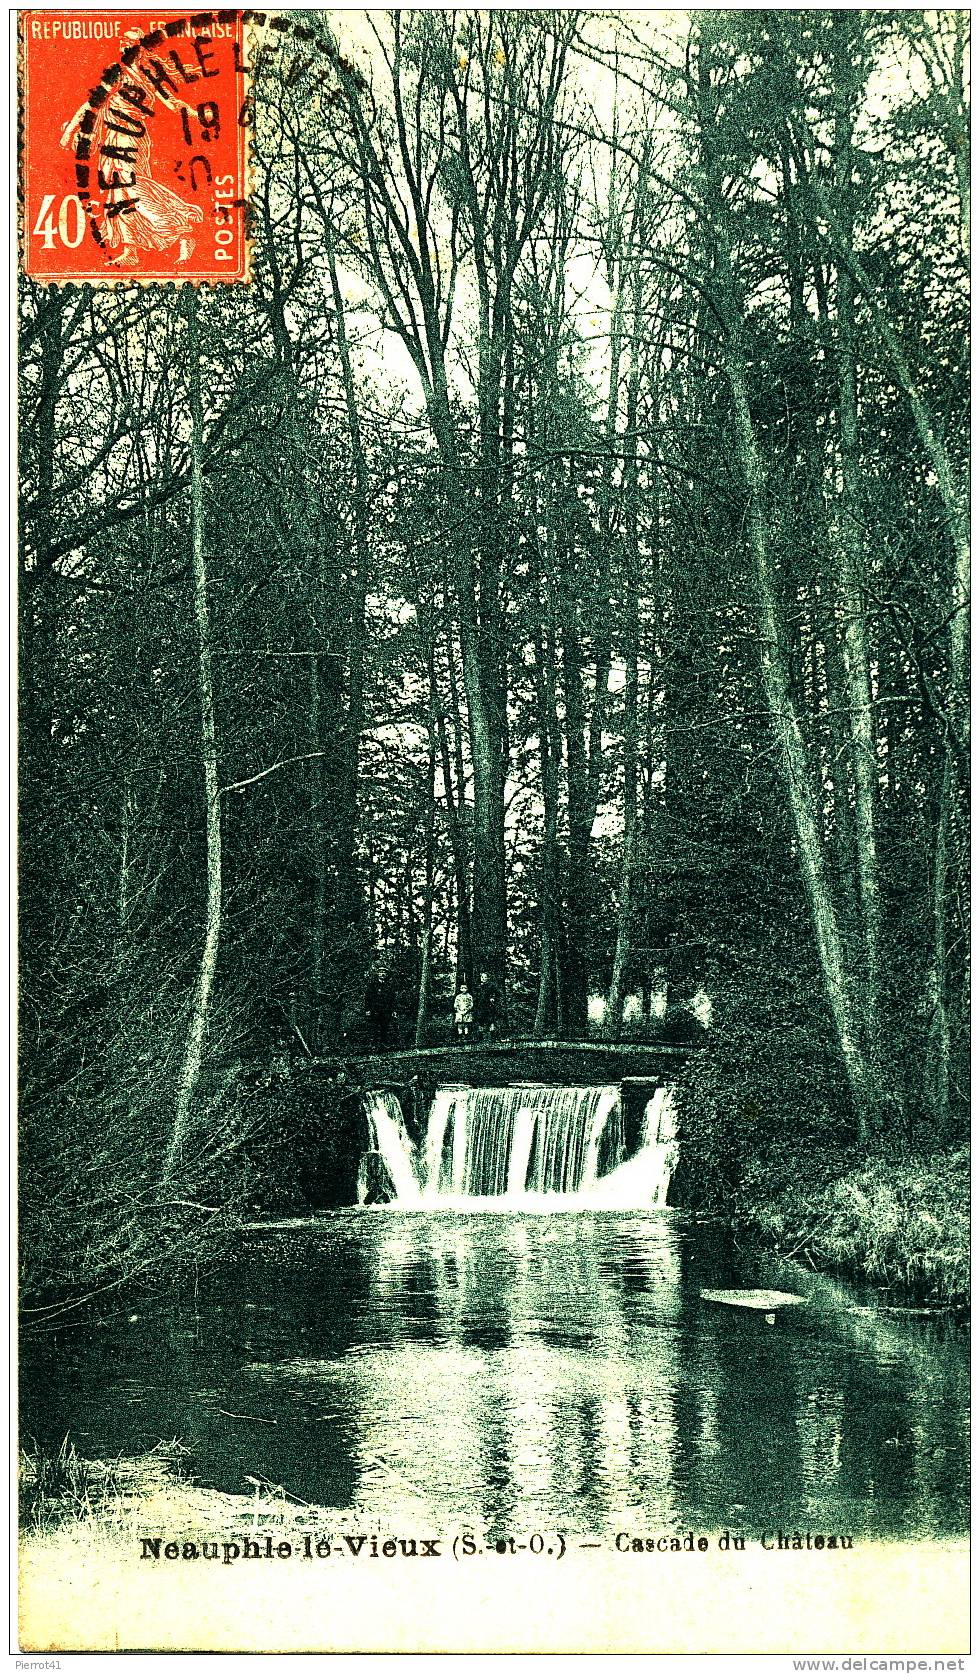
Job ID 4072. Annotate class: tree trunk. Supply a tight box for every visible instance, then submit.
[924,756,953,1133]
[606,258,648,1035]
[415,630,438,1047]
[118,771,131,937]
[698,51,874,1134]
[561,592,593,1036]
[475,339,511,1002]
[325,234,371,1027]
[415,929,432,1050]
[606,613,638,1037]
[831,72,884,1083]
[309,650,327,1009]
[807,162,969,756]
[434,690,473,990]
[559,218,624,1032]
[420,365,507,996]
[732,369,871,1131]
[166,290,222,1179]
[532,594,562,1039]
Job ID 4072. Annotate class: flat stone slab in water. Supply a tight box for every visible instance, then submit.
[701,1288,805,1310]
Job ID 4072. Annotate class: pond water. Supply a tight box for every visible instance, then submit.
[20,1211,969,1541]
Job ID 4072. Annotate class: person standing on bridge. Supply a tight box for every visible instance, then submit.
[454,981,474,1040]
[364,965,397,1048]
[476,971,502,1040]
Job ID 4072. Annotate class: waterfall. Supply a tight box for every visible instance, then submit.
[358,1091,422,1204]
[581,1087,621,1188]
[423,1086,462,1191]
[506,1104,538,1196]
[589,1086,678,1207]
[358,1083,678,1209]
[643,1084,680,1203]
[427,1085,623,1198]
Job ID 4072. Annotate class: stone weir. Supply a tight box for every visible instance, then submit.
[252,1041,697,1211]
[312,1039,695,1158]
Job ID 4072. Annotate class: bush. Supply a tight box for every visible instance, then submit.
[20,1438,190,1533]
[672,981,851,1217]
[672,963,969,1304]
[745,1148,970,1306]
[241,1063,366,1211]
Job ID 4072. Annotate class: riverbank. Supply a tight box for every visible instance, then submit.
[738,1147,970,1310]
[18,1448,969,1655]
[20,1441,353,1547]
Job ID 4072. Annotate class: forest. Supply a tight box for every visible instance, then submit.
[19,9,969,1310]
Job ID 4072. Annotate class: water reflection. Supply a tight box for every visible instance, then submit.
[20,1213,968,1541]
[316,1215,684,1537]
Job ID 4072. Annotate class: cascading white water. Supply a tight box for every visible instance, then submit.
[358,1091,422,1203]
[357,1083,679,1210]
[431,1084,623,1198]
[422,1087,461,1191]
[507,1104,538,1196]
[581,1087,621,1188]
[588,1086,678,1207]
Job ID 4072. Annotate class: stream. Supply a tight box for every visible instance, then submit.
[20,1211,969,1541]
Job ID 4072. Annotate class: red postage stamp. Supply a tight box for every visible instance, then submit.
[19,9,250,283]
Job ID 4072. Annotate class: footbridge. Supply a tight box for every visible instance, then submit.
[316,1037,693,1088]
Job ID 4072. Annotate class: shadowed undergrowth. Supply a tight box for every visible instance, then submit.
[742,1149,970,1308]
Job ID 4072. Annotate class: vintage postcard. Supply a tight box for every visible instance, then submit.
[16,4,969,1656]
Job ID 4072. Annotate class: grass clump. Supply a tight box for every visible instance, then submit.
[20,1437,190,1535]
[743,1148,970,1308]
[19,1441,405,1559]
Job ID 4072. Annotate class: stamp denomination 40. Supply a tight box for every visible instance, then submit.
[20,9,249,283]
